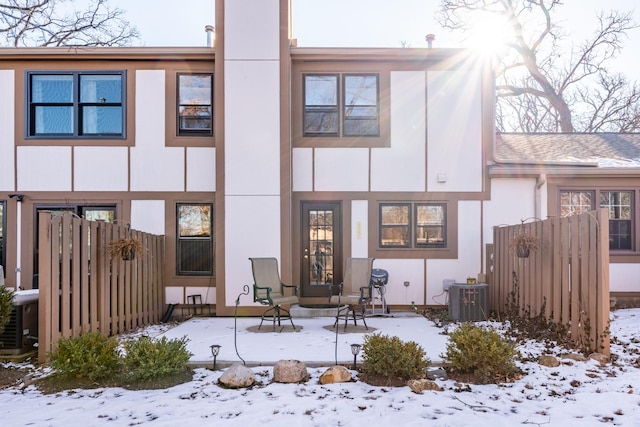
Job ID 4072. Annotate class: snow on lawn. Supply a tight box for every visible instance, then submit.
[1,309,639,427]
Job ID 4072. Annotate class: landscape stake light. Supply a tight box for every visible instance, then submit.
[210,344,221,370]
[350,343,362,370]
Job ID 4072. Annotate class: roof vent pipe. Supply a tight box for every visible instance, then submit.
[205,25,215,47]
[426,34,435,48]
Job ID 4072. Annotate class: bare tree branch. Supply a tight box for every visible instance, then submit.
[437,0,640,132]
[0,0,138,47]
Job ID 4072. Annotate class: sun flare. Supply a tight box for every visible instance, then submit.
[465,12,512,55]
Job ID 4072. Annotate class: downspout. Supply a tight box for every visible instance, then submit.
[535,173,546,219]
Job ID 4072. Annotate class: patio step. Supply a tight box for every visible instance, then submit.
[289,304,339,318]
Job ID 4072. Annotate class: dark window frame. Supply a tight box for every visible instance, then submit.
[378,202,448,249]
[414,203,447,249]
[26,70,126,139]
[176,73,213,137]
[176,203,214,276]
[303,72,380,138]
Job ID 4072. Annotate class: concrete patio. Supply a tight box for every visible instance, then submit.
[158,306,449,368]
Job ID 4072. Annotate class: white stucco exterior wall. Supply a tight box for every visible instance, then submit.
[0,70,15,191]
[186,147,216,192]
[130,200,165,235]
[224,61,281,195]
[292,148,313,192]
[223,0,282,309]
[373,259,425,306]
[371,71,426,192]
[225,195,281,306]
[17,146,71,191]
[483,178,537,245]
[224,0,280,60]
[314,148,369,191]
[610,264,640,292]
[131,70,184,192]
[427,69,483,192]
[74,147,128,191]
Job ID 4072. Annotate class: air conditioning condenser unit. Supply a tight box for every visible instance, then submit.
[448,283,488,322]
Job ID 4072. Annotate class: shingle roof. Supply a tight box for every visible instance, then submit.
[495,133,640,167]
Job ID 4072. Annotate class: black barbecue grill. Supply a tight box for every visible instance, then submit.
[370,268,389,315]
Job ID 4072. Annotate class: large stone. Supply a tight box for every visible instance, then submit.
[318,365,352,384]
[538,355,560,367]
[407,379,443,394]
[273,359,309,383]
[589,353,610,364]
[561,353,588,362]
[218,363,256,389]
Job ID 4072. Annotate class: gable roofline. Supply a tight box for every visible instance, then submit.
[494,132,640,169]
[0,46,215,61]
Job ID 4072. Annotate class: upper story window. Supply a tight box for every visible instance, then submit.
[379,202,447,249]
[177,73,213,136]
[27,71,125,138]
[560,189,633,250]
[303,73,379,137]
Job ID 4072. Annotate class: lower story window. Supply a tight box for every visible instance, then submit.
[560,189,632,250]
[177,203,213,276]
[379,202,447,249]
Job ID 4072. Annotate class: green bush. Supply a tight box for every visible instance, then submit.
[0,286,14,335]
[49,332,121,380]
[361,333,430,381]
[122,336,192,381]
[443,323,519,384]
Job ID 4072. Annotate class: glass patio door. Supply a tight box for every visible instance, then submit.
[301,202,342,297]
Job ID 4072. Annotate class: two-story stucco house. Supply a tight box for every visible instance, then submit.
[1,0,638,317]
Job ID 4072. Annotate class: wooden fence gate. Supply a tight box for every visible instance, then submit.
[37,212,165,362]
[489,209,610,355]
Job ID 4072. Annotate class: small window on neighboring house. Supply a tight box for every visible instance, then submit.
[177,204,213,276]
[560,191,594,217]
[304,73,379,137]
[27,71,125,138]
[601,191,632,250]
[559,189,633,251]
[177,73,213,136]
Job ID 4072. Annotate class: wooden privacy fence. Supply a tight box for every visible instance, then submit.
[490,209,610,355]
[37,212,165,362]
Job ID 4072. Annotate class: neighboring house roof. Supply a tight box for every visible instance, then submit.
[496,133,640,168]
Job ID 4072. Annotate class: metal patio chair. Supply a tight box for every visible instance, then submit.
[329,257,374,331]
[249,257,299,332]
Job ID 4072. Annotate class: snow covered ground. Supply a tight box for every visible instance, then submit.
[1,309,639,426]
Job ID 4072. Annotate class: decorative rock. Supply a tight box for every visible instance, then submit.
[427,368,448,381]
[561,353,588,362]
[218,363,256,389]
[407,379,443,394]
[589,353,609,364]
[538,355,560,367]
[273,359,309,383]
[318,365,352,384]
